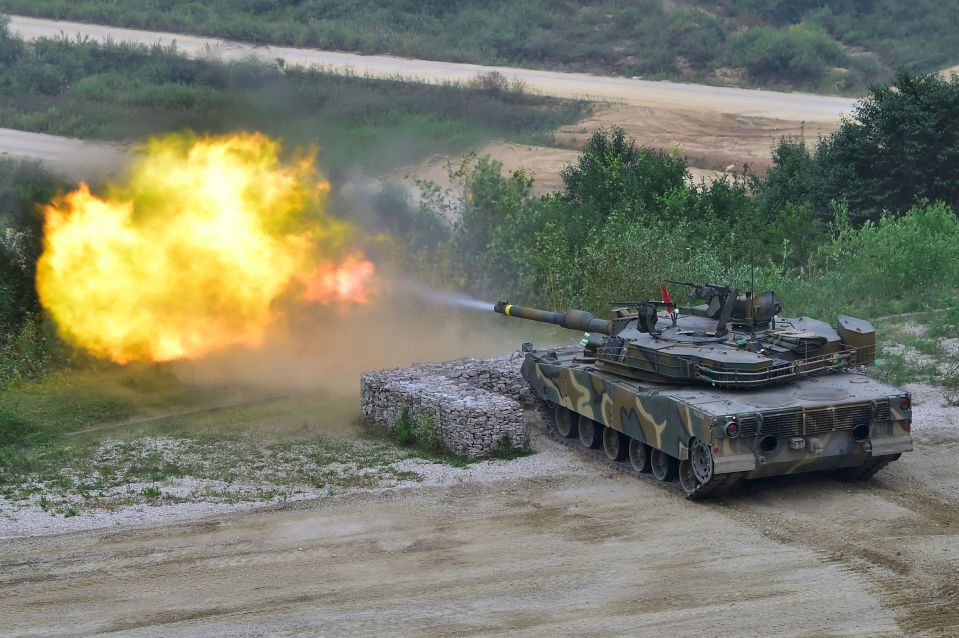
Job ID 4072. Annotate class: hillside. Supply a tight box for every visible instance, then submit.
[0,1,957,93]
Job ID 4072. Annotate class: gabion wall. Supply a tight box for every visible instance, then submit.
[360,353,533,458]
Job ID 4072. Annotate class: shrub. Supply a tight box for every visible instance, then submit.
[726,24,848,84]
[492,430,533,459]
[393,408,415,445]
[827,201,959,298]
[416,413,442,453]
[560,127,689,220]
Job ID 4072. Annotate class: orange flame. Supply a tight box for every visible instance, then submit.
[36,132,376,363]
[302,254,378,305]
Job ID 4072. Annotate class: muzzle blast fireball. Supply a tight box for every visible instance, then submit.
[36,132,377,364]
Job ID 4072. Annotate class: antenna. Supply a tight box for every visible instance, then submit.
[749,249,756,329]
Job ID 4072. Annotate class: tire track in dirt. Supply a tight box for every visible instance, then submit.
[717,449,959,637]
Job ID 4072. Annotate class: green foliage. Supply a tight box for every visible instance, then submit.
[492,431,534,460]
[0,159,74,388]
[416,413,442,453]
[812,71,959,223]
[393,408,416,445]
[0,160,70,330]
[450,155,543,294]
[830,202,959,296]
[412,110,959,329]
[391,409,442,453]
[928,307,959,340]
[725,24,847,84]
[432,127,783,310]
[763,201,959,320]
[0,316,64,388]
[706,0,959,75]
[560,127,689,221]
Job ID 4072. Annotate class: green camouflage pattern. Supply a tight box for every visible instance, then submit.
[497,286,912,493]
[523,345,912,479]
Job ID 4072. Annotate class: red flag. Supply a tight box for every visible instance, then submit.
[661,285,673,313]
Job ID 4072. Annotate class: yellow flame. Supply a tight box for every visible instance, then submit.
[37,132,373,363]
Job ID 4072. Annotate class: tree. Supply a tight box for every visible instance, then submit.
[812,70,959,223]
[559,127,689,224]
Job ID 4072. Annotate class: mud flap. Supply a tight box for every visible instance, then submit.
[713,454,757,474]
[868,436,913,456]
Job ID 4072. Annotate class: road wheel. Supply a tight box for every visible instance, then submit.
[650,448,678,481]
[678,459,701,496]
[603,427,628,461]
[578,415,603,449]
[679,442,710,492]
[628,439,651,473]
[554,405,577,438]
[690,439,714,484]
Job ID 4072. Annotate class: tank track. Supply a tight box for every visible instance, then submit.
[535,399,746,500]
[835,453,902,481]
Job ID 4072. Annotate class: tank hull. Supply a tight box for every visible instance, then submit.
[522,346,912,482]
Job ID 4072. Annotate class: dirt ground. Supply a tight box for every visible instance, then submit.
[394,140,722,198]
[2,385,958,637]
[555,104,839,172]
[392,102,836,197]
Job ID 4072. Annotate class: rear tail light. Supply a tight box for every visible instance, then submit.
[900,395,911,410]
[903,422,912,432]
[724,421,740,438]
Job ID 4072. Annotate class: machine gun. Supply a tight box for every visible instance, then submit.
[665,280,738,336]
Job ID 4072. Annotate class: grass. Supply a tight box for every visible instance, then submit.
[0,363,229,440]
[0,365,415,517]
[0,25,589,174]
[870,311,959,397]
[0,360,536,519]
[3,1,958,91]
[0,432,425,517]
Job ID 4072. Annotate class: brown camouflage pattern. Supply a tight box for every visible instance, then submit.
[522,345,913,478]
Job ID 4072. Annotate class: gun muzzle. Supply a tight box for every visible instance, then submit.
[494,301,612,335]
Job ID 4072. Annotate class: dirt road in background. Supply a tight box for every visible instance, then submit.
[6,15,855,122]
[3,391,958,636]
[2,15,850,189]
[0,127,126,178]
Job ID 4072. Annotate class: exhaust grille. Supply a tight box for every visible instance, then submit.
[735,400,890,437]
[874,400,891,421]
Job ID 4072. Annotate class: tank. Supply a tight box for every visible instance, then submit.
[494,281,913,499]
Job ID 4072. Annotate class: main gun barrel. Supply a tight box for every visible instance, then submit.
[494,301,612,335]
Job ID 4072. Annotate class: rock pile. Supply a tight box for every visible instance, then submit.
[360,353,534,458]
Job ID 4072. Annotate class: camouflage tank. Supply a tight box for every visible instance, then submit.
[494,282,913,499]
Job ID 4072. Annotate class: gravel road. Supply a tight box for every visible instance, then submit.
[0,127,126,178]
[5,15,856,122]
[2,386,957,637]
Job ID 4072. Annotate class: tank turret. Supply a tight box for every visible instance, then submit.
[495,282,874,388]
